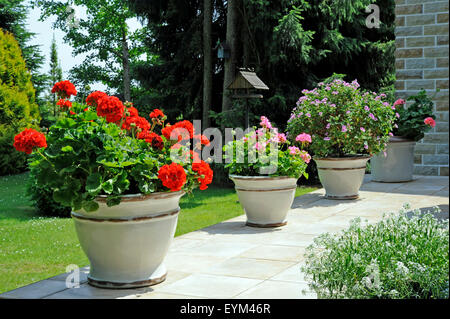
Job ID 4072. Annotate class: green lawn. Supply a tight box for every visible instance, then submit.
[0,172,316,294]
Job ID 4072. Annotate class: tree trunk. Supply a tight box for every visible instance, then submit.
[242,3,250,68]
[221,0,239,115]
[122,30,131,102]
[202,0,212,129]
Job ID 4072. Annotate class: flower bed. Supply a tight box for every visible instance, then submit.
[301,205,449,299]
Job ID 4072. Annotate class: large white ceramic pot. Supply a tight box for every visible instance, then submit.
[314,156,371,200]
[229,175,298,227]
[71,191,184,289]
[371,136,416,183]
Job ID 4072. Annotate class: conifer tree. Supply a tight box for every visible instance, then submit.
[48,34,63,114]
[0,28,41,175]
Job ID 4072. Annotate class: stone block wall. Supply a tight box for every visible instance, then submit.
[395,0,449,176]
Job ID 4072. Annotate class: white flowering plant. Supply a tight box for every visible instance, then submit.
[287,79,397,158]
[301,205,449,299]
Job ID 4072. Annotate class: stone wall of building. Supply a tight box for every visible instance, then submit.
[395,0,449,176]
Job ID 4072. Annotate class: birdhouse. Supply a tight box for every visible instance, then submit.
[227,69,269,98]
[217,42,231,59]
[227,69,270,128]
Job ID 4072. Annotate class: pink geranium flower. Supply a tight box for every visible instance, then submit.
[424,117,436,128]
[393,99,405,107]
[288,146,300,155]
[296,133,312,143]
[260,116,272,129]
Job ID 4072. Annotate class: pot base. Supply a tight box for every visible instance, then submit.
[371,178,413,183]
[87,272,167,289]
[246,221,287,228]
[325,194,359,200]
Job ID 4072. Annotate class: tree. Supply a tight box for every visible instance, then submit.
[47,35,63,110]
[221,0,238,115]
[0,0,47,105]
[35,0,145,102]
[129,0,395,130]
[0,28,41,175]
[203,0,212,128]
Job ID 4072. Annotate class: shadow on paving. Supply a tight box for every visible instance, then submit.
[290,193,363,209]
[407,204,449,221]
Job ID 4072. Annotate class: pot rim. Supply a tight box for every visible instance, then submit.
[95,191,185,203]
[313,155,371,161]
[229,174,298,181]
[388,136,416,143]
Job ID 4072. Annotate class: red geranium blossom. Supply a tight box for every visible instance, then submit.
[122,116,151,132]
[86,91,108,107]
[162,120,194,142]
[96,95,125,123]
[138,131,164,150]
[13,128,47,154]
[150,109,165,119]
[127,107,139,117]
[424,117,436,128]
[51,80,77,99]
[158,163,186,192]
[192,160,213,190]
[57,99,72,110]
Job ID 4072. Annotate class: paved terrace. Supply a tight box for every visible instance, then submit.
[1,175,448,299]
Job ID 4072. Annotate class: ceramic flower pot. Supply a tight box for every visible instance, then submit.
[371,136,416,183]
[71,191,185,289]
[229,175,298,227]
[314,156,371,200]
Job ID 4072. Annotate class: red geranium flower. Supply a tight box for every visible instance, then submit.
[51,80,77,99]
[424,117,436,128]
[96,95,125,123]
[138,131,164,150]
[57,99,72,111]
[150,109,165,119]
[126,107,139,117]
[122,116,151,132]
[158,163,186,192]
[13,128,47,154]
[192,160,213,190]
[86,91,108,107]
[162,120,194,142]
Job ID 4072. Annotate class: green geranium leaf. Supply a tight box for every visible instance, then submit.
[61,145,74,152]
[102,179,114,194]
[106,196,121,207]
[86,173,102,193]
[82,200,99,212]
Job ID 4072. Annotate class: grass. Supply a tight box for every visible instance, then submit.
[0,172,317,294]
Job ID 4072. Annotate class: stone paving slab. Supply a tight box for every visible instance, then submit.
[1,175,448,299]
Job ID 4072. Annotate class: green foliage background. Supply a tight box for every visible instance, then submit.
[0,28,41,175]
[129,0,395,129]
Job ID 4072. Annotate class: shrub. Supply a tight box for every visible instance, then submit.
[286,79,396,158]
[27,164,71,217]
[0,28,40,175]
[302,205,449,299]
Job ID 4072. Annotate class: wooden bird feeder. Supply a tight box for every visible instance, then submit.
[227,68,269,128]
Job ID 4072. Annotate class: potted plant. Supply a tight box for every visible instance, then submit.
[223,116,309,227]
[287,79,396,199]
[13,81,213,289]
[371,90,436,182]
